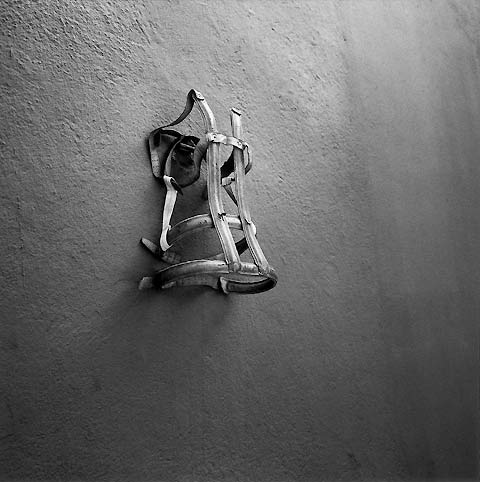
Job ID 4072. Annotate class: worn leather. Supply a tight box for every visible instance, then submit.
[140,90,277,294]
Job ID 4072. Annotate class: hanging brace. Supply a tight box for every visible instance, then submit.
[139,90,277,294]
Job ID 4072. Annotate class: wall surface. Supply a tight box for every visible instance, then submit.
[1,1,479,481]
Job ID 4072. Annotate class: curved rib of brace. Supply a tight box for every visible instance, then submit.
[140,90,277,294]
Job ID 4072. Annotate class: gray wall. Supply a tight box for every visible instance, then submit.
[1,1,478,480]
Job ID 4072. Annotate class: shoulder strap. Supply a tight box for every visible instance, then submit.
[160,89,197,130]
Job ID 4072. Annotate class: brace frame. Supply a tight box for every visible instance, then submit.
[139,90,277,294]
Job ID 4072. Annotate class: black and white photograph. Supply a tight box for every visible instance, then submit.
[0,1,478,481]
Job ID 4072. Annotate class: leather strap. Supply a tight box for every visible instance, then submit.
[160,89,197,130]
[159,176,179,251]
[207,132,246,150]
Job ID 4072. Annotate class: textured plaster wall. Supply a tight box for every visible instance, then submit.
[1,1,479,481]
